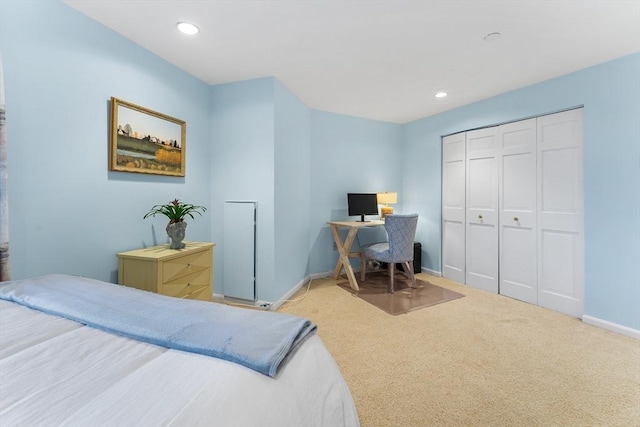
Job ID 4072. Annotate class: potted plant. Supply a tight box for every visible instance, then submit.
[144,199,206,249]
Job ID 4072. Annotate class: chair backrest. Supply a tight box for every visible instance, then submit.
[384,214,419,262]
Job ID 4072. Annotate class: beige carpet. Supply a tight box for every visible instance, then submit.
[279,274,640,427]
[338,271,464,315]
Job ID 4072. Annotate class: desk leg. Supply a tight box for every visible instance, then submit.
[330,225,360,291]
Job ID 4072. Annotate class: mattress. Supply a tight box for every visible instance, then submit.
[0,277,359,427]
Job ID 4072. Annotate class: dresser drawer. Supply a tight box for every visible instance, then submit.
[162,249,211,283]
[184,285,212,301]
[160,268,211,298]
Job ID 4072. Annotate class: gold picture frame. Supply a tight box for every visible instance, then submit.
[109,97,186,176]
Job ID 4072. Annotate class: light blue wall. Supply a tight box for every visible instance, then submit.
[210,78,311,302]
[1,0,637,330]
[403,53,640,329]
[274,80,312,297]
[209,78,276,298]
[209,92,403,294]
[0,0,212,283]
[309,110,403,274]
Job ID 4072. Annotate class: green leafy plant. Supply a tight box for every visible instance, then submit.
[143,199,206,224]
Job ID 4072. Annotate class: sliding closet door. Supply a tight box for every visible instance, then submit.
[465,127,499,293]
[537,109,584,317]
[498,118,538,304]
[442,132,466,283]
[441,110,584,318]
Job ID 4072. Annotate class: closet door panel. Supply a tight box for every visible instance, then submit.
[540,230,578,291]
[443,162,465,212]
[442,132,466,283]
[443,220,465,281]
[466,127,498,293]
[467,158,498,224]
[467,222,499,290]
[499,119,537,303]
[537,109,584,317]
[501,227,536,301]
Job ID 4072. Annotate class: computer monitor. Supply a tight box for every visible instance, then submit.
[347,193,379,222]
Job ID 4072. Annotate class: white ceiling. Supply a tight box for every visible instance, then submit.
[64,0,640,124]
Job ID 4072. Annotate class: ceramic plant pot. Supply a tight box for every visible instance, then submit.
[166,221,187,249]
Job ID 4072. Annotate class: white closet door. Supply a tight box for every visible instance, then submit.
[442,132,466,283]
[223,201,257,301]
[537,109,584,317]
[499,118,538,304]
[466,127,499,293]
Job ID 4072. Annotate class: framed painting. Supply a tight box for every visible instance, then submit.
[109,97,186,176]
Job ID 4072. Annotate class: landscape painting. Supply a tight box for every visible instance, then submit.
[109,97,186,176]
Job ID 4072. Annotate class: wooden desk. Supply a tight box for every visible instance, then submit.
[328,220,384,291]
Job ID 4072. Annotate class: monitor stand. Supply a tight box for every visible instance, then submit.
[357,215,370,222]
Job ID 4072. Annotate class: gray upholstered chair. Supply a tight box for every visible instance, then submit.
[360,214,419,293]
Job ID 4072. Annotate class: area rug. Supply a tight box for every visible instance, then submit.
[338,271,464,315]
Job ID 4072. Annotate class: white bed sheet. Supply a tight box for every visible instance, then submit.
[0,299,359,427]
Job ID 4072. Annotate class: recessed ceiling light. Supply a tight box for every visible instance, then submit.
[483,32,501,42]
[434,92,448,98]
[177,22,199,35]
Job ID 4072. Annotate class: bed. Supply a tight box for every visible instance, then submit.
[0,274,359,426]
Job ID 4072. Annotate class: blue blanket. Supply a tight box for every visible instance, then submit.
[0,274,316,377]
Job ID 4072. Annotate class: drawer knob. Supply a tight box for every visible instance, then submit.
[513,217,519,222]
[478,215,483,220]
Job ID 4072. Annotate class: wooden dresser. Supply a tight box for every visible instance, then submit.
[117,241,214,302]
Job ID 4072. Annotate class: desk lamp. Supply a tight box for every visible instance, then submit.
[377,192,397,219]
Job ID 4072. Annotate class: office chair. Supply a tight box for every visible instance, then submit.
[360,214,419,293]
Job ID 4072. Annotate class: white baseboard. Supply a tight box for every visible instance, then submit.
[308,271,333,280]
[268,276,308,310]
[269,272,335,310]
[582,315,640,340]
[215,271,333,311]
[213,292,270,309]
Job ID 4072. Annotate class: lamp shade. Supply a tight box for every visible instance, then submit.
[377,192,397,205]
